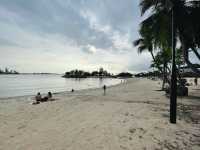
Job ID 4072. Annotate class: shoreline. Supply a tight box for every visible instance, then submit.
[0,78,128,101]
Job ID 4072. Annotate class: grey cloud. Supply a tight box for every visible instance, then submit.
[128,59,152,73]
[0,37,21,47]
[0,0,150,73]
[0,0,140,51]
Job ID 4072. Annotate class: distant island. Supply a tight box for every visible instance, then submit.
[63,68,133,78]
[63,68,112,78]
[0,67,19,74]
[116,72,133,78]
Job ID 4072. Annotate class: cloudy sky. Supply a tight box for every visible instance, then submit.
[0,0,152,73]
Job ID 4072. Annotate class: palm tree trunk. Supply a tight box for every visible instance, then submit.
[150,51,163,74]
[191,47,200,60]
[162,60,167,90]
[150,51,155,62]
[150,51,170,89]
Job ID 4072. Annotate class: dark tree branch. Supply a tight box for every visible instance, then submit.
[183,46,200,75]
[191,47,200,60]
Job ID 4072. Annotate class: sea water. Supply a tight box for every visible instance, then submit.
[0,74,122,98]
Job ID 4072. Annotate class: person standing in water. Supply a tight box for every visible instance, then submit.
[103,85,106,95]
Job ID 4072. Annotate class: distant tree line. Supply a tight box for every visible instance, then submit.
[134,71,161,78]
[116,72,133,78]
[63,68,133,78]
[0,67,19,74]
[63,68,112,78]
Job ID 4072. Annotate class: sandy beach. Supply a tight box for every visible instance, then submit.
[0,78,200,150]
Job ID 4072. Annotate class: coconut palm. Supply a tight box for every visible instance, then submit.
[138,0,200,123]
[133,35,172,89]
[134,6,172,89]
[133,20,165,73]
[133,38,155,60]
[139,0,200,74]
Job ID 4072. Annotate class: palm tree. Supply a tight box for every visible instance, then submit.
[133,38,155,60]
[133,20,165,73]
[133,36,172,89]
[138,0,200,123]
[139,0,200,74]
[134,6,173,89]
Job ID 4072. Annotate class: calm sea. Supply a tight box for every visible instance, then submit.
[0,74,122,98]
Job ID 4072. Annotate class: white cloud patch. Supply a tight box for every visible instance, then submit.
[82,44,97,54]
[80,10,132,52]
[80,10,111,34]
[111,32,132,51]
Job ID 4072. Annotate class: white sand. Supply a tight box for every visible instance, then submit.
[0,78,199,150]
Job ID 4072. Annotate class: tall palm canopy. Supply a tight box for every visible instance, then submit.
[138,0,200,74]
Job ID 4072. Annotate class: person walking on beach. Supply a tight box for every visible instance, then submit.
[194,78,198,86]
[103,85,106,95]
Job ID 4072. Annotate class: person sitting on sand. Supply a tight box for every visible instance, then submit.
[48,91,52,98]
[41,95,48,102]
[32,92,53,104]
[32,92,42,105]
[36,92,42,102]
[40,91,53,102]
[47,91,53,100]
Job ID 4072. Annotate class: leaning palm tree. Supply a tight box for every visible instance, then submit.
[134,5,173,89]
[133,38,155,61]
[133,36,166,76]
[133,36,171,89]
[133,22,164,73]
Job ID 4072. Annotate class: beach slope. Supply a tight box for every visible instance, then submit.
[0,78,199,150]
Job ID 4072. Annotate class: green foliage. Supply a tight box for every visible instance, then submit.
[139,0,200,50]
[63,68,112,78]
[116,72,133,78]
[136,0,200,74]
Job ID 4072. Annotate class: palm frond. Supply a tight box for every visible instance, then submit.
[140,0,170,16]
[133,38,144,47]
[138,45,148,54]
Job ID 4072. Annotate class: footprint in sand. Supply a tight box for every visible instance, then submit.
[10,135,15,138]
[128,127,147,140]
[120,145,129,150]
[17,125,26,130]
[125,112,129,116]
[129,128,136,134]
[139,135,143,139]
